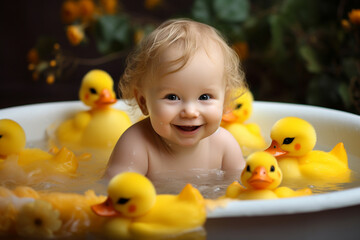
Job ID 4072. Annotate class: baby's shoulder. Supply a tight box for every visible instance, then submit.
[209,127,239,148]
[211,127,234,141]
[119,118,154,142]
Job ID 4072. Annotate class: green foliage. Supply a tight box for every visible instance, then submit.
[299,45,322,74]
[213,0,249,22]
[189,0,360,113]
[192,0,213,24]
[95,15,133,54]
[89,0,360,113]
[30,0,360,113]
[192,0,250,24]
[35,36,57,60]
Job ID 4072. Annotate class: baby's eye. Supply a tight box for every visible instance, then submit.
[165,94,179,101]
[199,94,211,100]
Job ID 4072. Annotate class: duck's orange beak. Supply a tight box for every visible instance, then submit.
[222,111,237,123]
[91,197,122,217]
[247,166,273,190]
[95,89,117,107]
[265,140,288,157]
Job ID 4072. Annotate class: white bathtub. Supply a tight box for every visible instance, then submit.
[1,101,360,239]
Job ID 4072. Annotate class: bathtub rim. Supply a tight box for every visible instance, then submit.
[1,100,360,219]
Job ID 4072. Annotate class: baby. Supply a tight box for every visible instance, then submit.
[105,19,247,180]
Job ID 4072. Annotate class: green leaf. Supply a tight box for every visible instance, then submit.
[191,0,212,24]
[280,0,318,27]
[299,45,322,73]
[113,22,131,45]
[35,36,57,60]
[213,0,250,22]
[269,14,285,56]
[95,15,132,54]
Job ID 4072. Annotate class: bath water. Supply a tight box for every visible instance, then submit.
[1,140,360,199]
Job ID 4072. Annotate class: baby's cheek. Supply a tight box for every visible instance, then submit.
[151,120,168,135]
[212,107,225,125]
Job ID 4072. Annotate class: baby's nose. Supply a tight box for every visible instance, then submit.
[180,103,200,118]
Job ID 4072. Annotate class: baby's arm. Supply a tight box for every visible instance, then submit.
[104,123,148,180]
[220,128,245,171]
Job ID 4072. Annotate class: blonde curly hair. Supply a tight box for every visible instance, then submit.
[119,18,246,110]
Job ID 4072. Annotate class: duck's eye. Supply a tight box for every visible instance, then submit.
[246,165,251,172]
[283,137,295,145]
[117,198,130,205]
[0,135,2,139]
[90,88,97,94]
[270,165,275,172]
[235,103,242,110]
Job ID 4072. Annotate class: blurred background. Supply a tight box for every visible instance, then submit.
[1,0,360,114]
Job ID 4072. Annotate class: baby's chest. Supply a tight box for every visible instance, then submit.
[148,147,223,172]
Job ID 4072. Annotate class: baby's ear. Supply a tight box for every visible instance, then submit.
[134,89,149,115]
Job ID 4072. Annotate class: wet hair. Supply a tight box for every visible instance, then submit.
[119,18,247,109]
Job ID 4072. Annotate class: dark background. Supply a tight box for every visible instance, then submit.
[1,0,124,109]
[0,0,195,109]
[1,0,360,114]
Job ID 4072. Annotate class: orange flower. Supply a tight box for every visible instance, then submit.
[46,74,56,85]
[61,0,79,24]
[66,25,85,46]
[145,0,162,10]
[27,48,39,65]
[54,43,61,51]
[78,0,96,23]
[341,19,351,30]
[49,60,57,67]
[100,0,118,14]
[232,42,249,60]
[348,9,360,25]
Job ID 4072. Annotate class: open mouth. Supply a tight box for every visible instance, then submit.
[175,125,201,132]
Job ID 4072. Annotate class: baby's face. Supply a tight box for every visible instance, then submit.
[139,45,226,147]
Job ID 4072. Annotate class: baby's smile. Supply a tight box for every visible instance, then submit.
[174,125,202,132]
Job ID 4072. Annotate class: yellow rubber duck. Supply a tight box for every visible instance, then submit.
[56,69,132,149]
[221,88,267,156]
[91,172,206,239]
[0,119,81,175]
[264,117,350,182]
[225,151,312,200]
